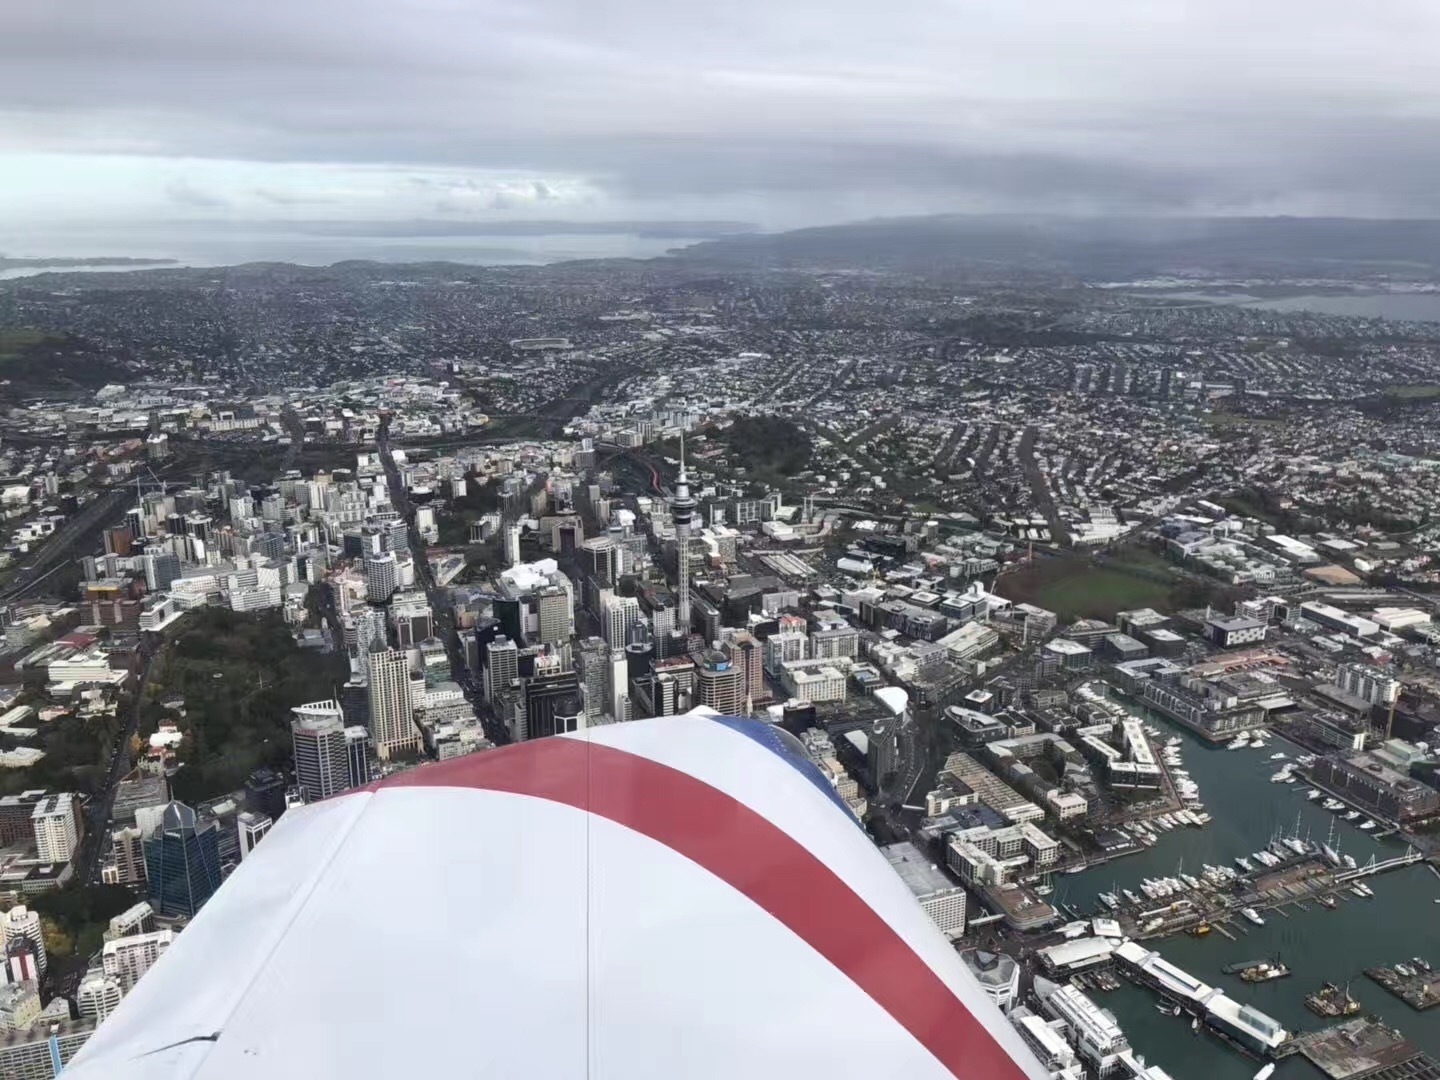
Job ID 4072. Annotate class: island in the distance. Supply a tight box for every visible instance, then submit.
[0,255,177,270]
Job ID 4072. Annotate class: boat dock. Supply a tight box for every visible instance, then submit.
[1292,1018,1440,1080]
[1365,963,1440,1011]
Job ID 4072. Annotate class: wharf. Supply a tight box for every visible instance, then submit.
[1293,1018,1440,1080]
[1365,965,1440,1011]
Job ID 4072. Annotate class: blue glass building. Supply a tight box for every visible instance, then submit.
[144,801,223,919]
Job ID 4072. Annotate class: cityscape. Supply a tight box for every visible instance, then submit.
[5,228,1440,1078]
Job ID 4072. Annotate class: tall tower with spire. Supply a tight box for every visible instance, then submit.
[671,433,697,633]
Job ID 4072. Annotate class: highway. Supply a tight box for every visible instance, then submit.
[376,417,509,744]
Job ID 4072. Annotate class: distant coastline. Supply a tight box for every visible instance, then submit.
[0,256,178,270]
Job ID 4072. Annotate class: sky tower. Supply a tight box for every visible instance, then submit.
[671,433,697,632]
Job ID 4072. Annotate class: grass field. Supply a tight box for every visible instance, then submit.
[0,329,46,361]
[997,549,1179,620]
[1383,384,1440,401]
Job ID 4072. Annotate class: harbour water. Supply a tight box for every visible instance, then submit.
[1064,710,1440,1079]
[1149,290,1440,323]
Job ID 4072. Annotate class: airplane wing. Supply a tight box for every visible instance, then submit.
[65,714,1049,1079]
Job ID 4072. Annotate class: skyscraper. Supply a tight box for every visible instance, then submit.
[291,700,351,801]
[1,908,45,977]
[364,552,398,604]
[344,726,372,788]
[30,794,78,864]
[576,637,609,722]
[603,594,641,649]
[484,636,519,704]
[524,657,583,740]
[107,825,146,885]
[696,649,745,715]
[535,586,572,646]
[367,649,417,760]
[503,523,521,568]
[237,811,272,860]
[143,802,222,919]
[671,434,697,632]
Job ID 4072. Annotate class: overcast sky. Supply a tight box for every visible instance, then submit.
[5,0,1440,237]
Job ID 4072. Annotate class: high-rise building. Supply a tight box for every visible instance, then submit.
[524,658,583,740]
[603,595,641,649]
[671,435,697,632]
[244,768,287,821]
[695,649,745,715]
[291,700,351,801]
[30,794,78,864]
[237,811,272,860]
[143,802,223,919]
[364,552,398,604]
[344,726,371,789]
[503,524,522,568]
[576,637,609,722]
[535,586,572,646]
[484,636,519,704]
[102,928,174,993]
[106,826,146,885]
[367,649,417,760]
[143,549,181,592]
[76,973,124,1023]
[0,793,45,847]
[1,908,45,977]
[725,632,766,708]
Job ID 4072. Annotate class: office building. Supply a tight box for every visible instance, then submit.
[695,650,745,715]
[364,552,397,604]
[484,636,519,704]
[524,659,584,740]
[367,649,418,760]
[244,768,287,821]
[143,802,223,919]
[291,700,351,801]
[30,795,78,865]
[237,811,272,860]
[106,826,146,885]
[503,524,522,568]
[603,595,641,649]
[535,586,572,646]
[0,908,45,977]
[76,974,123,1023]
[576,637,609,722]
[881,843,967,939]
[345,726,371,788]
[102,928,174,993]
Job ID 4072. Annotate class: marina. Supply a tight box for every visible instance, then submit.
[1060,704,1440,1080]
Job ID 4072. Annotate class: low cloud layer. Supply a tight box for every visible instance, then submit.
[5,0,1440,229]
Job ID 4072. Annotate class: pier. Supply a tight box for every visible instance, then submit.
[1292,1018,1440,1080]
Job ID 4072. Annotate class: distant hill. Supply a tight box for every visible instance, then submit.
[671,215,1440,279]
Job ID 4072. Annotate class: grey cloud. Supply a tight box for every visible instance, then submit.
[7,0,1440,223]
[165,179,228,208]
